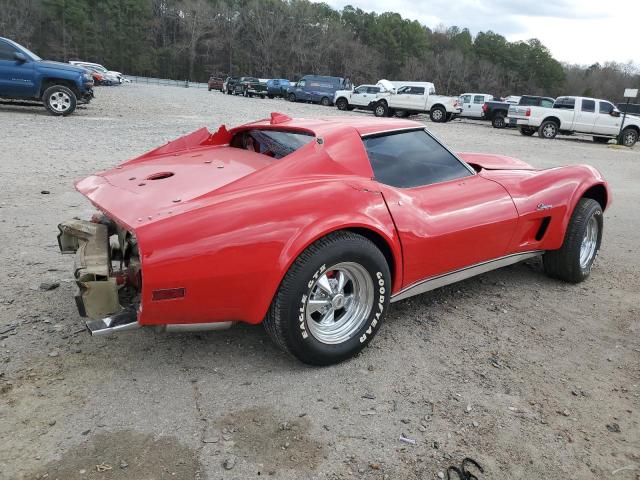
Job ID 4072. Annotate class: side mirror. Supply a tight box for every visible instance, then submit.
[13,52,27,62]
[611,110,621,117]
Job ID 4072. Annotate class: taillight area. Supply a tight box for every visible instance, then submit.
[482,103,488,112]
[526,108,531,117]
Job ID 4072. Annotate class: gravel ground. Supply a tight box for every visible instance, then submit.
[0,84,638,480]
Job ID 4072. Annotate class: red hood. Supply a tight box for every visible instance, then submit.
[457,152,534,171]
[76,144,274,230]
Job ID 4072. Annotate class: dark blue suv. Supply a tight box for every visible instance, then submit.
[0,37,94,116]
[286,75,349,106]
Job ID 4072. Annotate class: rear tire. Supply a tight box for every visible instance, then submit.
[492,114,506,129]
[543,198,602,283]
[539,120,559,139]
[618,128,638,147]
[519,127,536,136]
[263,231,391,366]
[374,101,388,118]
[430,106,446,123]
[288,93,296,102]
[336,98,349,111]
[43,85,77,116]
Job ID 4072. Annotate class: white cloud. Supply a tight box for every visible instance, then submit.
[317,0,640,65]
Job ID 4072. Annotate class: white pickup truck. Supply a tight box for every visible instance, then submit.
[507,96,639,147]
[371,79,462,122]
[334,84,381,111]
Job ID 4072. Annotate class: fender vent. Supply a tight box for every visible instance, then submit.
[535,216,551,241]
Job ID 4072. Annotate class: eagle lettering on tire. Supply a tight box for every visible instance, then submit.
[264,231,391,366]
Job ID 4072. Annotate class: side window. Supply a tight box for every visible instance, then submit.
[541,99,554,108]
[354,86,367,94]
[362,129,473,189]
[0,41,17,60]
[599,101,614,114]
[460,95,471,103]
[554,97,575,110]
[396,86,410,94]
[367,87,380,94]
[410,87,425,95]
[473,95,485,104]
[297,79,306,88]
[581,99,595,113]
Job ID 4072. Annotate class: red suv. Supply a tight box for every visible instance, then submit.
[208,76,224,92]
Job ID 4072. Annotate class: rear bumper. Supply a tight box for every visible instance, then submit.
[508,117,533,126]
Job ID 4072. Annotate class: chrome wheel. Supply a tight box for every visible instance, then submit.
[375,105,385,116]
[49,91,71,113]
[305,262,374,345]
[432,109,443,121]
[579,215,598,268]
[542,123,556,138]
[622,130,637,147]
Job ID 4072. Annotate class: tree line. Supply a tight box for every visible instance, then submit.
[2,0,639,101]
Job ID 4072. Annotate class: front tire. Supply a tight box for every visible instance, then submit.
[430,106,446,123]
[336,98,349,111]
[288,93,296,102]
[264,231,391,366]
[320,96,331,107]
[619,128,638,147]
[43,85,77,116]
[543,198,603,283]
[374,101,389,117]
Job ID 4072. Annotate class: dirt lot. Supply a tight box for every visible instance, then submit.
[0,84,638,480]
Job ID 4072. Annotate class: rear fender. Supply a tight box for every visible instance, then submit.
[135,180,402,326]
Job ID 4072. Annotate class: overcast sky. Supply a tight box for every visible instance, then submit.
[317,0,639,66]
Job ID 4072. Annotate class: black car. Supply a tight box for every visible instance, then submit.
[224,76,240,94]
[235,77,267,97]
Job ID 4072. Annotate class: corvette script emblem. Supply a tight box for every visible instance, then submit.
[536,203,552,211]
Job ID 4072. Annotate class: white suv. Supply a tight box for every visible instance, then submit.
[334,85,381,111]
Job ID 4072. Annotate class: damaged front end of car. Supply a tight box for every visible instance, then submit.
[58,214,142,336]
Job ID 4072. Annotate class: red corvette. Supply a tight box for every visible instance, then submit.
[58,113,609,365]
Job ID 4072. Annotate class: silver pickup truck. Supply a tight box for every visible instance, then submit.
[507,96,639,147]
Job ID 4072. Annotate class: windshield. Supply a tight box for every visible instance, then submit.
[19,44,41,61]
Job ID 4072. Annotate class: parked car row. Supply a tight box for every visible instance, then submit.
[70,61,124,86]
[334,79,462,122]
[453,90,638,147]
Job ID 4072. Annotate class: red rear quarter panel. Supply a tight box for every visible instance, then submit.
[134,180,401,326]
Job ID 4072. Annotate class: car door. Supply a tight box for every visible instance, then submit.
[0,41,35,98]
[470,95,487,118]
[350,86,368,106]
[394,86,424,110]
[594,100,621,135]
[459,95,472,117]
[362,128,519,288]
[573,99,598,133]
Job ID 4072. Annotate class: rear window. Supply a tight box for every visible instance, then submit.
[231,129,314,159]
[363,129,472,188]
